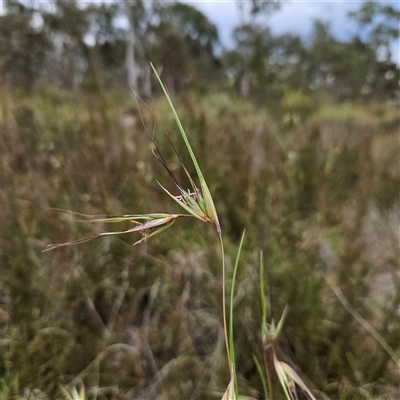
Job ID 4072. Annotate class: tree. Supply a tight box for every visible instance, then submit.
[85,3,126,86]
[42,0,91,89]
[1,0,52,92]
[149,2,221,93]
[122,0,155,97]
[235,0,283,26]
[271,34,309,91]
[295,4,400,101]
[223,24,276,98]
[225,0,285,99]
[123,0,138,93]
[349,0,400,62]
[347,0,400,99]
[308,20,378,99]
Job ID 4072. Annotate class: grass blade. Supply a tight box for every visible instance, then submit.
[229,230,246,399]
[271,305,289,341]
[150,62,203,184]
[253,354,269,400]
[259,250,268,338]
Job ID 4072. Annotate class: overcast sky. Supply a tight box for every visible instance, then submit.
[184,0,400,62]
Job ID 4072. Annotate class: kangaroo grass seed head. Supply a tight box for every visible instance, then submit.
[43,213,188,252]
[44,65,220,251]
[150,62,221,235]
[273,353,317,400]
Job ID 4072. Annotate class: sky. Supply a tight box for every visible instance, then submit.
[184,0,400,62]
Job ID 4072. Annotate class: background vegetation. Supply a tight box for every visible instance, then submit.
[1,0,399,399]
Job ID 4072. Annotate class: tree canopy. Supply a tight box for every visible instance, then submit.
[1,0,399,101]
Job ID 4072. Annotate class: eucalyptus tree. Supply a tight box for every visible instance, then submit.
[307,20,378,99]
[1,0,52,92]
[348,0,400,100]
[224,0,284,99]
[349,0,400,62]
[223,24,276,98]
[149,2,221,93]
[84,3,126,88]
[271,34,309,91]
[123,0,156,97]
[305,1,400,101]
[41,0,91,89]
[235,0,283,26]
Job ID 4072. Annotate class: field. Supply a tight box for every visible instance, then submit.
[1,81,399,400]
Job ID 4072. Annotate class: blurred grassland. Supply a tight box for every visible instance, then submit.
[1,86,399,399]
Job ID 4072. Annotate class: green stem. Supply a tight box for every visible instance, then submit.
[264,346,273,400]
[219,233,231,369]
[267,357,273,400]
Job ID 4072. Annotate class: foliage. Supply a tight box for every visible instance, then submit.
[1,0,52,92]
[1,0,399,100]
[149,2,223,93]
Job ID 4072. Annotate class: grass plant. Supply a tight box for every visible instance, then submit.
[43,64,235,397]
[257,250,316,400]
[42,64,317,400]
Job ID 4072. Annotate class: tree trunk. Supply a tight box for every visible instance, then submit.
[143,62,152,98]
[241,71,250,98]
[124,0,137,94]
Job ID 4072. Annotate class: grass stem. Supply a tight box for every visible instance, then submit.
[219,233,231,369]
